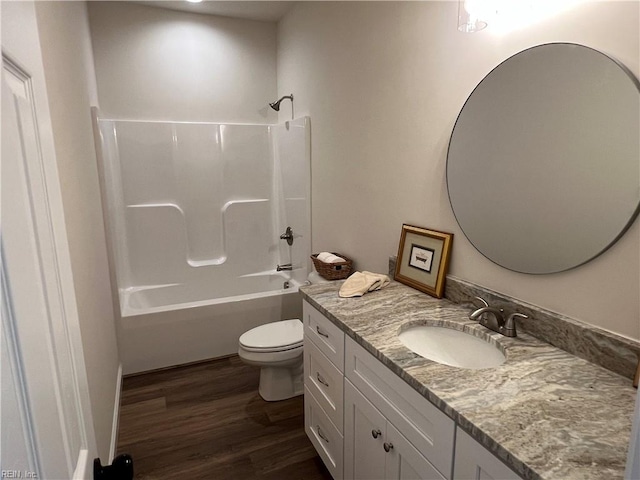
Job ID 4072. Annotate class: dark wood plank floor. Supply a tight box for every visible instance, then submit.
[117,355,333,480]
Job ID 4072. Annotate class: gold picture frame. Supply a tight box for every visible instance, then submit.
[394,224,453,298]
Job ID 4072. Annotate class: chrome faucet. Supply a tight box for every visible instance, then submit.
[470,305,506,332]
[276,263,293,271]
[469,296,528,338]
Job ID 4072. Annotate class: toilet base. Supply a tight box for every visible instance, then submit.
[258,362,303,402]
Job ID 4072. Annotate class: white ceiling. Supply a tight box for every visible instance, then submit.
[134,1,297,22]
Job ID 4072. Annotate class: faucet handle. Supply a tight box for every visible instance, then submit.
[503,313,528,337]
[280,226,294,246]
[473,296,490,308]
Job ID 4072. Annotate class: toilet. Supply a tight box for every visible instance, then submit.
[238,319,304,401]
[238,272,330,401]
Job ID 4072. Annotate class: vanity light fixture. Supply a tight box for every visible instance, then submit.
[186,0,203,3]
[458,0,488,32]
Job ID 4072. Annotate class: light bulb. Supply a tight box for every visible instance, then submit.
[458,0,488,33]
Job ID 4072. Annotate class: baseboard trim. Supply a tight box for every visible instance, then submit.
[109,363,123,462]
[123,354,236,378]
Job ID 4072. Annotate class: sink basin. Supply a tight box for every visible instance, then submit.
[398,326,506,369]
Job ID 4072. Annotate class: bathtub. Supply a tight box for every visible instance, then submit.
[121,270,298,316]
[117,273,303,374]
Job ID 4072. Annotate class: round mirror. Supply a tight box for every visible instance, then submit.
[447,43,640,274]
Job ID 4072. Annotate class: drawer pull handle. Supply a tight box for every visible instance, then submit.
[383,442,394,452]
[316,326,329,338]
[371,429,382,439]
[316,372,329,387]
[317,425,330,443]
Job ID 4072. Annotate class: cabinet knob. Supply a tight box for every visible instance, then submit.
[371,429,382,439]
[383,442,394,452]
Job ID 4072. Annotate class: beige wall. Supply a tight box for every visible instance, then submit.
[277,1,640,340]
[87,2,278,123]
[34,1,120,461]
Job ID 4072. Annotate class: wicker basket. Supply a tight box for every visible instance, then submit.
[311,253,353,280]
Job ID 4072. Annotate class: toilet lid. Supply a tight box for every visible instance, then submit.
[239,319,303,351]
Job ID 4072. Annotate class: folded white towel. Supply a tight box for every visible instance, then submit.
[326,254,345,263]
[339,271,390,298]
[317,252,334,262]
[317,252,345,263]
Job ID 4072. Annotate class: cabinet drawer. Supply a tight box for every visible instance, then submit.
[303,300,345,370]
[304,336,344,433]
[305,386,344,480]
[345,337,455,479]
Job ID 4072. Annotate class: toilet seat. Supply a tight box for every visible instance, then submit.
[240,343,302,353]
[239,319,303,353]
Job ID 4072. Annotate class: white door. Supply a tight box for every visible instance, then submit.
[1,2,97,479]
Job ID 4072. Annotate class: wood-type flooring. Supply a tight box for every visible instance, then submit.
[117,355,332,480]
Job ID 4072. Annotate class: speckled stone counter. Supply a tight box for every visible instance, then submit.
[300,280,637,480]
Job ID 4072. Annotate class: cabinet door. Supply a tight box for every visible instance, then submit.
[385,423,446,480]
[345,337,454,477]
[344,380,386,480]
[453,428,522,480]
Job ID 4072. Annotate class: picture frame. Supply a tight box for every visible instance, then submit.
[394,224,453,298]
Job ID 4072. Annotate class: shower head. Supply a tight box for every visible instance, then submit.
[268,100,281,111]
[269,94,294,111]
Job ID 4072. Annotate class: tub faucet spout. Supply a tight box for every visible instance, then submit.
[277,263,292,271]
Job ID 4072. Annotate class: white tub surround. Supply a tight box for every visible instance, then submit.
[94,115,310,373]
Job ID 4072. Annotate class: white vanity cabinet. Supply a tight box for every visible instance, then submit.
[303,301,346,480]
[303,301,523,480]
[453,429,523,480]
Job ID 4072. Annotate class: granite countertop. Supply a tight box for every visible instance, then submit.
[299,280,637,480]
